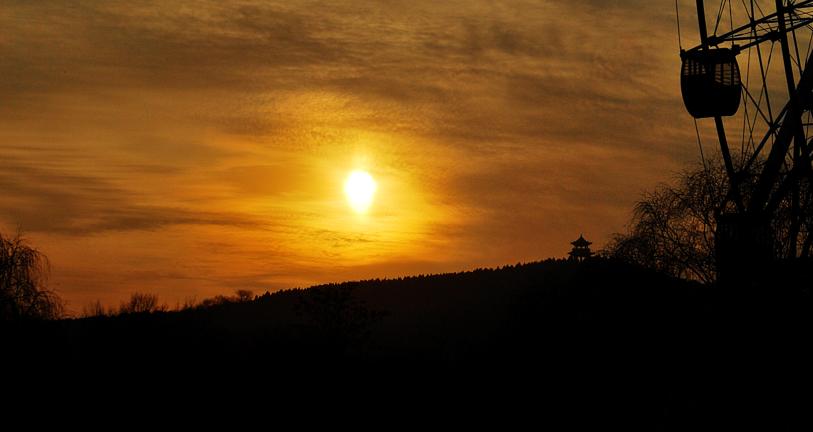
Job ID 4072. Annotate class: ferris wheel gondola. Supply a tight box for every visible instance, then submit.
[681,47,742,118]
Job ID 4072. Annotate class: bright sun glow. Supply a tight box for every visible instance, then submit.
[344,170,377,214]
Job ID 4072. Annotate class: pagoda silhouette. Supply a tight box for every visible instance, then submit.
[568,234,593,262]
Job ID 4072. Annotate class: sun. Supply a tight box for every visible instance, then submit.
[344,170,377,214]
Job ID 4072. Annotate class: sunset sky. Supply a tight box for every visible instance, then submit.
[1,1,708,312]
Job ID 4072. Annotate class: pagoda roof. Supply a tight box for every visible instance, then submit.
[571,234,592,246]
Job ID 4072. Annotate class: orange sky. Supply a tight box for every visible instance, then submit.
[1,1,709,313]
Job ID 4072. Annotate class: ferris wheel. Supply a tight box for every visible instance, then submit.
[678,0,813,284]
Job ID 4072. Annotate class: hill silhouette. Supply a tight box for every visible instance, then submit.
[3,257,811,426]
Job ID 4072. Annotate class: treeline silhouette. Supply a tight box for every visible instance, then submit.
[3,253,811,425]
[81,289,256,317]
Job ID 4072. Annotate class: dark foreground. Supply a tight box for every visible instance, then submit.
[3,258,811,426]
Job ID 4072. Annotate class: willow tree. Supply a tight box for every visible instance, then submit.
[0,231,63,320]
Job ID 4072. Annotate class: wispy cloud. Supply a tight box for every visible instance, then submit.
[0,154,263,235]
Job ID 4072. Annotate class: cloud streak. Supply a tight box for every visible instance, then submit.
[0,154,263,235]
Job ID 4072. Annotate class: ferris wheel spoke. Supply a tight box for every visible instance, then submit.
[741,94,752,161]
[713,0,728,35]
[757,42,776,125]
[754,0,768,19]
[742,86,773,146]
[689,1,813,52]
[741,31,754,158]
[730,0,735,46]
[804,21,813,65]
[789,15,805,75]
[743,104,788,174]
[746,87,763,150]
[792,7,813,19]
[740,43,776,162]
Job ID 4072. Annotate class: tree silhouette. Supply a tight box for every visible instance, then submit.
[605,156,811,283]
[235,289,254,302]
[0,230,63,320]
[118,292,166,314]
[82,299,109,318]
[603,161,727,283]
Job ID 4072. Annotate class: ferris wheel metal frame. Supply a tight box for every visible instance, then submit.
[680,0,813,282]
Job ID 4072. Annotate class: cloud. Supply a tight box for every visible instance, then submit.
[0,0,711,307]
[0,154,261,235]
